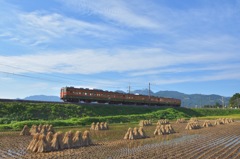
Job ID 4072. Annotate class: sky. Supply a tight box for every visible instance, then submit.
[0,0,240,99]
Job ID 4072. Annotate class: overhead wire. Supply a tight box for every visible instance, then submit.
[0,71,66,84]
[0,64,141,89]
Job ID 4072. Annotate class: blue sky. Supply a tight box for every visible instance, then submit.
[0,0,240,99]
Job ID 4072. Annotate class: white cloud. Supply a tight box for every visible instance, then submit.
[0,76,14,81]
[57,0,240,33]
[149,69,240,85]
[58,0,159,29]
[0,0,240,93]
[0,9,123,46]
[129,63,240,77]
[0,47,237,75]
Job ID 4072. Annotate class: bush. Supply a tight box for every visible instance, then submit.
[0,118,12,124]
[0,125,12,131]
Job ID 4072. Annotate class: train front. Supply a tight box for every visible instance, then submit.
[60,87,67,101]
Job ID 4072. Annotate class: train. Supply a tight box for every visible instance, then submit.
[60,86,181,107]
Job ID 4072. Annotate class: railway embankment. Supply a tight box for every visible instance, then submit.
[0,101,240,130]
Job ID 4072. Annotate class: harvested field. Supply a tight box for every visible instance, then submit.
[0,120,240,158]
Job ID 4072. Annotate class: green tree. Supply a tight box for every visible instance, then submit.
[215,102,220,107]
[229,93,240,108]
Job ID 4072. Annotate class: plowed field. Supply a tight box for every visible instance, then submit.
[0,120,239,159]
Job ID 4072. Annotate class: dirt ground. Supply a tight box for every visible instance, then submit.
[0,120,240,159]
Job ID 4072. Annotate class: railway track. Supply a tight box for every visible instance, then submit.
[0,98,175,108]
[0,98,65,104]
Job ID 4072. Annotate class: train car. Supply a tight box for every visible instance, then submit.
[60,86,181,107]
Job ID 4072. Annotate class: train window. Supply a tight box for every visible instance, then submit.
[85,93,87,95]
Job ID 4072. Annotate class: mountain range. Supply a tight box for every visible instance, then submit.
[23,90,230,108]
[131,89,230,108]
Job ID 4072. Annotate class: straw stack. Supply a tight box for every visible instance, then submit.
[154,124,175,135]
[27,129,93,153]
[95,122,100,130]
[72,131,83,148]
[165,124,175,134]
[90,122,95,130]
[30,125,39,135]
[40,125,47,135]
[176,118,186,123]
[27,133,40,151]
[185,122,201,130]
[46,132,53,143]
[51,132,64,151]
[48,125,55,134]
[138,127,147,138]
[20,125,30,136]
[124,127,147,140]
[139,120,152,127]
[32,134,51,153]
[202,121,212,127]
[90,122,109,130]
[82,130,92,146]
[157,119,169,125]
[62,131,73,149]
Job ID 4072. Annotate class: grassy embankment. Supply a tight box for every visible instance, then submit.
[0,102,240,130]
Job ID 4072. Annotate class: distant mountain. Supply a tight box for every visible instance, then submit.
[24,95,61,102]
[23,90,230,107]
[115,90,126,94]
[134,90,230,108]
[155,91,186,99]
[132,89,154,95]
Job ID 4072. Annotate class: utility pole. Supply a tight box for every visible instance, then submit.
[148,82,151,97]
[200,94,202,108]
[220,96,224,108]
[148,82,151,106]
[238,98,240,108]
[128,85,131,94]
[222,96,224,108]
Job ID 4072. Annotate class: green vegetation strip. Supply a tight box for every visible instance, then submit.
[1,102,240,130]
[198,114,240,120]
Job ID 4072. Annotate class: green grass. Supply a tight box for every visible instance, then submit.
[198,114,240,120]
[0,107,189,130]
[1,101,240,131]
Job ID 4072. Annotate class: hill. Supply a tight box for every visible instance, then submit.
[24,95,62,102]
[0,101,240,130]
[132,90,230,108]
[154,91,230,108]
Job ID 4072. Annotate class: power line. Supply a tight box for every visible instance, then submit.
[0,70,126,89]
[0,63,156,90]
[0,71,65,83]
[0,64,99,84]
[0,64,124,88]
